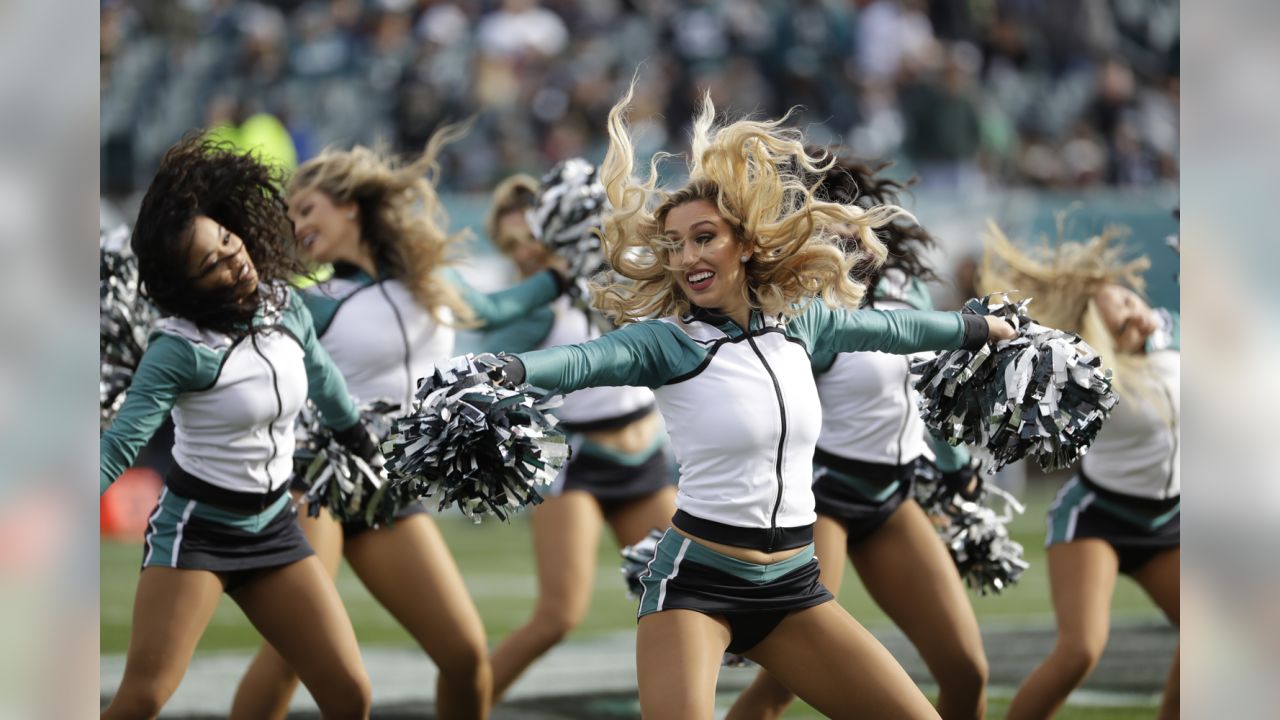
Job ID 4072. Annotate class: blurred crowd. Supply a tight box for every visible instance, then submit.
[101,0,1179,198]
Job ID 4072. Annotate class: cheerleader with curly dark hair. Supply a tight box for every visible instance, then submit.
[727,156,990,720]
[100,136,375,719]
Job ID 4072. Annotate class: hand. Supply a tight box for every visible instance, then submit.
[984,315,1017,343]
[333,422,383,467]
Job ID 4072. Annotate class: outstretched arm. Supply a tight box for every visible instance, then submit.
[447,268,567,328]
[505,321,702,394]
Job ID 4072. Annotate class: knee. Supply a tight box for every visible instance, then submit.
[108,687,168,720]
[946,648,990,695]
[531,604,585,645]
[1054,632,1108,680]
[435,637,491,685]
[313,670,372,719]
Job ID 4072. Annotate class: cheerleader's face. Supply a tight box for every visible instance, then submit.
[185,215,258,301]
[495,210,550,278]
[663,200,749,319]
[1095,283,1158,353]
[288,188,361,265]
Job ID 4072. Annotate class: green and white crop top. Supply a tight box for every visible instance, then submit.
[100,286,359,496]
[513,300,988,551]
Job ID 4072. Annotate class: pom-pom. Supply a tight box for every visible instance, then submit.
[294,400,402,525]
[382,353,569,522]
[100,225,157,430]
[915,462,1030,595]
[913,293,1119,472]
[529,157,610,293]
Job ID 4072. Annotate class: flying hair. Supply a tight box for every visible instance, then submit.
[591,81,910,323]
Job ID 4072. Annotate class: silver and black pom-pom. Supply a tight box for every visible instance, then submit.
[914,460,1029,595]
[294,400,402,525]
[100,224,157,430]
[382,353,569,522]
[913,293,1119,472]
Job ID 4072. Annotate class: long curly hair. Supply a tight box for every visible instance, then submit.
[287,123,474,325]
[485,173,539,254]
[979,216,1160,402]
[131,134,305,334]
[590,83,907,324]
[808,153,941,306]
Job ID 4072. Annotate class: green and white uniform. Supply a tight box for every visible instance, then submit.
[100,285,359,584]
[1046,309,1180,574]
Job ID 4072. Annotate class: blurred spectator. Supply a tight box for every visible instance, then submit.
[99,0,1179,199]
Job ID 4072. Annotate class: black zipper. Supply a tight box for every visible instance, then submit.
[377,282,414,411]
[743,316,788,553]
[251,332,285,490]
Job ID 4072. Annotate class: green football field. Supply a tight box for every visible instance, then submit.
[101,479,1165,718]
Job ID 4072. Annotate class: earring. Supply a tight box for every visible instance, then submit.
[348,211,357,220]
[740,254,750,263]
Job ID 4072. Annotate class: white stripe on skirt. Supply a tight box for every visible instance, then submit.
[171,499,198,567]
[142,487,169,566]
[657,537,691,612]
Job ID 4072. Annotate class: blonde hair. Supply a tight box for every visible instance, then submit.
[288,123,474,325]
[486,173,540,255]
[978,216,1160,403]
[591,83,908,323]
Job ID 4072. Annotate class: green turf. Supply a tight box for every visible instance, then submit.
[775,694,1156,719]
[100,479,1163,656]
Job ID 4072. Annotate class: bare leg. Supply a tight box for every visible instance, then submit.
[1006,540,1119,720]
[848,500,988,719]
[102,568,224,720]
[489,491,603,700]
[746,600,939,720]
[230,555,371,719]
[725,515,848,720]
[636,609,732,719]
[603,485,677,546]
[344,514,492,720]
[228,508,350,720]
[1131,547,1179,720]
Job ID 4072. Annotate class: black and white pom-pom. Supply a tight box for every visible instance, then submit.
[913,293,1119,472]
[382,353,569,522]
[619,527,665,599]
[294,400,401,525]
[916,464,1029,595]
[100,224,157,430]
[529,157,610,292]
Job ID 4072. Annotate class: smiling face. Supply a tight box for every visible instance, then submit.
[1094,283,1158,353]
[184,215,258,302]
[662,200,749,321]
[288,187,362,265]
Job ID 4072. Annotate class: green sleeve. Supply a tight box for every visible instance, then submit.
[99,334,199,494]
[299,287,343,337]
[445,268,562,328]
[927,430,970,473]
[472,306,556,354]
[792,302,968,356]
[288,291,359,431]
[516,320,704,393]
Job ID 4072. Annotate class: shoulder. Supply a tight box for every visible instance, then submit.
[150,316,233,353]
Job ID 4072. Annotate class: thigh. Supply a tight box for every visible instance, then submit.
[1131,546,1179,626]
[813,514,850,599]
[292,494,345,577]
[343,514,487,656]
[230,555,365,693]
[530,491,605,612]
[849,500,984,662]
[636,609,732,720]
[1046,540,1120,641]
[746,600,938,720]
[119,567,225,692]
[605,484,676,547]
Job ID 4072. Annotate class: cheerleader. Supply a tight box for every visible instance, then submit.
[983,226,1180,720]
[727,158,989,720]
[99,137,373,719]
[230,128,564,720]
[486,85,1015,719]
[480,165,679,700]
